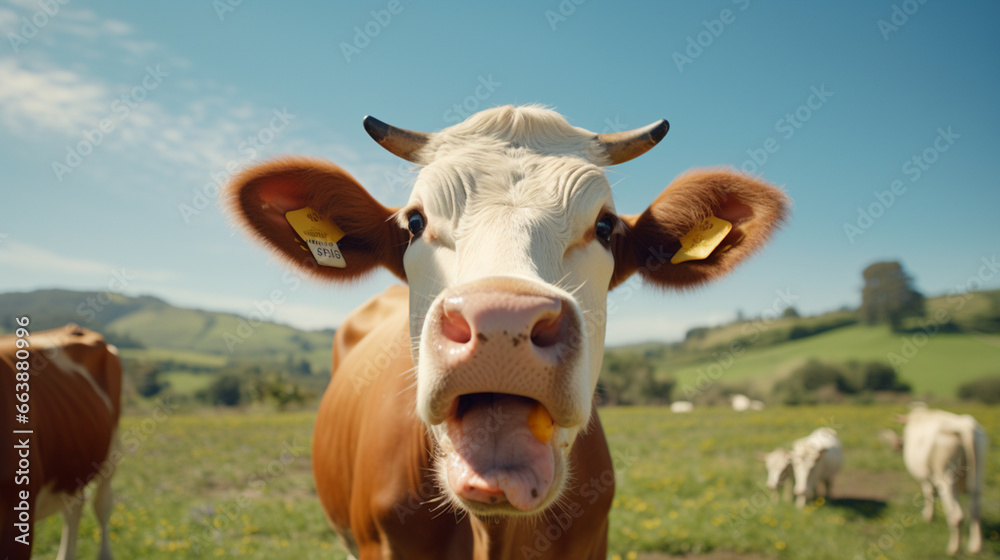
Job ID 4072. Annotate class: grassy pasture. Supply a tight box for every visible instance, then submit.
[29,404,999,559]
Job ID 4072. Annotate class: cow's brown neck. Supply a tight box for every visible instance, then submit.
[313,293,613,559]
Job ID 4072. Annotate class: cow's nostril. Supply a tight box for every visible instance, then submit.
[442,310,472,344]
[530,312,562,348]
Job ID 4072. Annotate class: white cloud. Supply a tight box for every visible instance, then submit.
[0,240,179,284]
[0,58,108,136]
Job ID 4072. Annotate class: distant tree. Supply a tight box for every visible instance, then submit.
[598,352,674,406]
[685,327,710,341]
[782,307,800,318]
[774,359,910,405]
[957,375,1000,404]
[859,261,925,331]
[204,373,245,406]
[252,372,308,410]
[134,363,167,398]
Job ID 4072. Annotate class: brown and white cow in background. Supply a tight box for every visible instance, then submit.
[1,325,122,560]
[902,407,987,555]
[227,105,789,558]
[791,427,843,509]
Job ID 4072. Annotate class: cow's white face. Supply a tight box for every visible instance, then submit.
[764,448,793,491]
[226,104,789,518]
[396,110,625,513]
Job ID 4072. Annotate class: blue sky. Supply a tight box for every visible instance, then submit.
[1,0,997,345]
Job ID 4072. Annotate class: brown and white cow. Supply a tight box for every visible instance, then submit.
[226,105,788,558]
[1,324,122,560]
[902,407,987,555]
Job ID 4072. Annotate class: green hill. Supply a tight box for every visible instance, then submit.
[665,324,999,398]
[0,289,334,374]
[607,289,1000,399]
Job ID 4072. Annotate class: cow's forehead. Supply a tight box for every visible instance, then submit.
[421,104,605,163]
[409,149,614,239]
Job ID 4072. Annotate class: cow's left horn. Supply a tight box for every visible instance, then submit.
[596,119,669,165]
[363,116,431,164]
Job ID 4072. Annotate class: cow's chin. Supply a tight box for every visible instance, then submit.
[430,393,570,517]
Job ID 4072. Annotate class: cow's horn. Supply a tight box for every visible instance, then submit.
[596,119,669,165]
[363,116,431,164]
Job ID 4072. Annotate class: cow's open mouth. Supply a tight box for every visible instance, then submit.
[442,392,557,512]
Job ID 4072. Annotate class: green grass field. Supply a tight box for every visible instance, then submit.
[159,371,215,395]
[28,404,999,559]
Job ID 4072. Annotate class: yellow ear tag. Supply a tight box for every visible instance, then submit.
[285,207,347,268]
[670,216,733,264]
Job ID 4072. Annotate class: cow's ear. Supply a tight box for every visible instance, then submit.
[611,170,789,290]
[226,157,409,282]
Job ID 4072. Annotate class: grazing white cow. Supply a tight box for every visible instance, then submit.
[790,427,843,508]
[760,448,794,502]
[878,428,902,451]
[902,408,987,555]
[670,401,694,413]
[731,394,751,411]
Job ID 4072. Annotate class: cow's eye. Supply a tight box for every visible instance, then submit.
[595,214,615,243]
[407,211,426,236]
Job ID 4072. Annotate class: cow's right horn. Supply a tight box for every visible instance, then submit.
[363,116,431,164]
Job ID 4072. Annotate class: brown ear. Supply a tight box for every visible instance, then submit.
[611,169,789,289]
[226,156,408,282]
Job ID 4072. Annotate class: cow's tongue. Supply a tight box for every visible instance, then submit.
[445,393,554,511]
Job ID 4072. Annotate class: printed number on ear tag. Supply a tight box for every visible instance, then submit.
[670,216,732,264]
[285,207,347,268]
